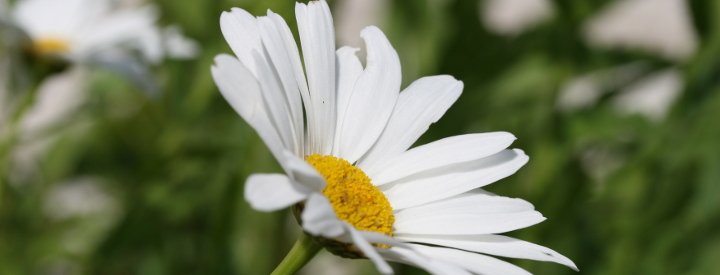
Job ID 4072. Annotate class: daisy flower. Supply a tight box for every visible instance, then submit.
[4,0,197,63]
[211,1,577,274]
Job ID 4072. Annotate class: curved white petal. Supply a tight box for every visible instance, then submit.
[395,208,545,235]
[301,193,345,238]
[408,244,532,275]
[396,234,578,271]
[282,151,325,191]
[219,8,262,76]
[394,191,536,221]
[393,191,543,235]
[257,14,308,155]
[332,46,363,155]
[384,149,529,209]
[75,6,161,62]
[244,174,309,211]
[335,26,401,163]
[211,54,285,162]
[295,0,336,155]
[357,231,410,249]
[345,225,393,275]
[251,50,300,154]
[379,247,472,275]
[359,75,463,171]
[368,132,516,185]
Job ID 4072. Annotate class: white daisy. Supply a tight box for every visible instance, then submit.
[211,1,577,274]
[6,0,197,62]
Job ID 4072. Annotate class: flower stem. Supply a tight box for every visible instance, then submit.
[271,233,322,275]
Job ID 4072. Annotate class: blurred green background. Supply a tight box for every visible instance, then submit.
[2,0,720,274]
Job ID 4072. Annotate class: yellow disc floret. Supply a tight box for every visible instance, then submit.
[306,154,394,236]
[32,37,71,56]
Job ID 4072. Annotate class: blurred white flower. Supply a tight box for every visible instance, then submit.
[557,63,648,111]
[19,68,87,136]
[6,68,90,182]
[480,0,554,36]
[44,177,122,259]
[584,0,698,62]
[335,0,387,48]
[612,69,683,121]
[162,25,200,59]
[9,0,197,63]
[44,177,119,220]
[558,65,683,121]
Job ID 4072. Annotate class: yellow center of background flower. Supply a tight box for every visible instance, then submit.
[306,154,394,236]
[33,37,71,56]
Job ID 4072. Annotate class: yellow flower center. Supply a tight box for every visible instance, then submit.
[32,37,71,56]
[306,154,394,236]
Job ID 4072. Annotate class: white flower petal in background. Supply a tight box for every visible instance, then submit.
[10,0,197,63]
[335,0,387,48]
[43,177,122,260]
[584,0,698,62]
[481,0,554,36]
[558,64,683,122]
[612,68,683,121]
[557,62,648,111]
[43,177,119,220]
[162,25,199,60]
[19,68,87,136]
[8,68,89,182]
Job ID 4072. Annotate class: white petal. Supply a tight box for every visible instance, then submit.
[357,231,410,249]
[295,0,336,155]
[252,50,303,154]
[258,13,308,155]
[219,8,262,75]
[211,54,286,162]
[393,192,545,235]
[345,225,394,274]
[335,26,401,163]
[244,174,309,212]
[368,132,516,185]
[379,247,472,275]
[408,244,532,275]
[612,68,683,121]
[282,151,325,191]
[75,6,161,62]
[394,191,535,221]
[332,46,363,155]
[583,0,698,61]
[359,75,463,170]
[162,25,199,59]
[384,149,529,209]
[301,194,345,238]
[396,234,578,271]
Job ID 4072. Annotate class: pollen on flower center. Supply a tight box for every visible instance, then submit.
[32,37,71,56]
[306,154,395,236]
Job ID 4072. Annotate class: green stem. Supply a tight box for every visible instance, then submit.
[270,233,322,275]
